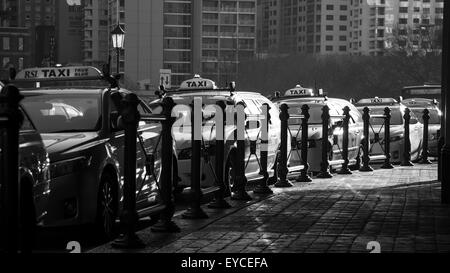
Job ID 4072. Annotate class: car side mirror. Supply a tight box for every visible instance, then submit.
[410,118,419,125]
[110,111,124,131]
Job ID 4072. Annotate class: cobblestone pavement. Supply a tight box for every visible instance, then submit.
[91,164,450,253]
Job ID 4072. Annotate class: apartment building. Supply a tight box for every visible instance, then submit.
[117,0,256,89]
[83,0,109,68]
[349,0,444,55]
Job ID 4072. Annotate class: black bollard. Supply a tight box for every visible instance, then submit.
[254,103,274,194]
[275,104,294,187]
[360,107,373,172]
[338,106,352,175]
[381,107,394,169]
[297,104,312,182]
[401,108,414,166]
[112,93,145,249]
[420,108,432,164]
[208,101,232,208]
[232,103,253,200]
[151,97,181,232]
[183,99,209,218]
[318,105,333,178]
[0,85,24,253]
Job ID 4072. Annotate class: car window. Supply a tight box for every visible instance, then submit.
[411,108,441,125]
[22,94,101,133]
[367,107,403,125]
[20,108,35,132]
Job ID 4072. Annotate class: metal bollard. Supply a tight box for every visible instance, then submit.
[112,93,145,249]
[275,104,293,187]
[208,101,232,208]
[297,104,312,182]
[0,85,24,253]
[401,108,414,166]
[381,107,394,169]
[360,107,373,172]
[254,103,274,194]
[183,99,209,218]
[151,97,181,232]
[338,106,352,175]
[318,105,333,178]
[420,108,432,164]
[232,103,253,200]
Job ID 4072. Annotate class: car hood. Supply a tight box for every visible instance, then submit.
[41,132,100,162]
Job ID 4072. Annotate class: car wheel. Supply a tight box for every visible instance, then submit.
[96,172,118,240]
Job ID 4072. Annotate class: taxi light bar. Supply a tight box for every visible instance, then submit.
[284,85,315,97]
[356,97,398,105]
[15,66,104,82]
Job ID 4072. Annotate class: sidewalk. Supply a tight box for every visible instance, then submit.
[91,164,450,253]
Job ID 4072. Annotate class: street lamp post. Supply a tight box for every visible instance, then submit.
[111,24,125,76]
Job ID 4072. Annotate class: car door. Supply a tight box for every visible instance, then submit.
[409,111,423,155]
[241,97,262,177]
[136,101,162,208]
[257,96,281,171]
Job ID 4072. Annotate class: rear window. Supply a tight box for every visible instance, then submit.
[411,108,441,125]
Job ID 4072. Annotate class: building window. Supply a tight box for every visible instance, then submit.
[3,37,10,50]
[18,37,24,51]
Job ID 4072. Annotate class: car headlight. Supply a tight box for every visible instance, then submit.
[50,156,91,179]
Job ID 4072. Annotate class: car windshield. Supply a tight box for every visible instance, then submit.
[366,107,403,125]
[21,93,101,133]
[286,103,328,125]
[411,108,441,125]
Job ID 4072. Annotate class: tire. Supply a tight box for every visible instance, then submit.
[96,172,118,240]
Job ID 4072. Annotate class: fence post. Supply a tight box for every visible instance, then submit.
[151,97,180,232]
[338,106,352,175]
[183,99,209,218]
[112,93,145,249]
[318,105,333,178]
[0,85,24,253]
[420,108,432,165]
[297,104,312,182]
[360,107,373,172]
[208,101,232,208]
[232,102,253,200]
[275,104,293,187]
[381,107,394,169]
[401,108,414,166]
[254,103,273,194]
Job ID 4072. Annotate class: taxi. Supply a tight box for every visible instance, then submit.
[355,97,423,163]
[149,75,282,194]
[12,66,173,239]
[1,84,51,236]
[402,98,441,157]
[272,85,363,173]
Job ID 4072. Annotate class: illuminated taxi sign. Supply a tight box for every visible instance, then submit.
[284,85,314,97]
[15,66,103,81]
[179,75,217,90]
[357,97,398,105]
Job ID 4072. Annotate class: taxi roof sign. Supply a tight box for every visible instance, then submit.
[15,66,103,82]
[179,75,217,91]
[356,97,398,105]
[284,85,314,97]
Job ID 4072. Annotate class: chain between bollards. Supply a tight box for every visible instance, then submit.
[112,93,145,249]
[381,107,394,169]
[183,99,209,219]
[274,104,293,187]
[151,97,181,232]
[297,104,312,182]
[338,106,352,175]
[254,103,274,194]
[208,101,232,208]
[318,105,333,178]
[360,107,373,172]
[401,108,414,167]
[420,108,432,165]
